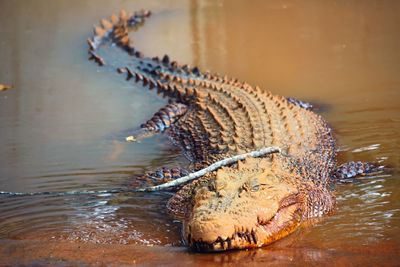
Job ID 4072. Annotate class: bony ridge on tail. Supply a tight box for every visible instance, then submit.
[87,9,383,252]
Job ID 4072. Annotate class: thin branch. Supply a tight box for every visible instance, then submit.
[135,146,281,192]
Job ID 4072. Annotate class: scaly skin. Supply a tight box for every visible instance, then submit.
[87,10,375,252]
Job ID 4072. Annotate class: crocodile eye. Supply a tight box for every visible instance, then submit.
[241,181,259,193]
[251,184,260,192]
[249,178,260,192]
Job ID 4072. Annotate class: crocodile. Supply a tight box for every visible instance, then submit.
[87,10,380,252]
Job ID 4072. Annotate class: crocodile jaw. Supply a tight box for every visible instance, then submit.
[184,194,303,252]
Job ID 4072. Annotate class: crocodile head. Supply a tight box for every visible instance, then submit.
[168,157,333,252]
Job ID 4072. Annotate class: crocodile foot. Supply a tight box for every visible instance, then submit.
[122,102,188,143]
[132,167,189,188]
[287,97,314,110]
[333,161,385,182]
[145,167,189,181]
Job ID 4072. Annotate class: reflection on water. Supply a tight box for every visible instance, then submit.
[0,0,399,265]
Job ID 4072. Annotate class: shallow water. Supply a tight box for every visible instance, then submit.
[0,0,399,266]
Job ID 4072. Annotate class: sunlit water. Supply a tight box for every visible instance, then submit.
[0,0,399,266]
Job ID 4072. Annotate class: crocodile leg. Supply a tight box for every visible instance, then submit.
[333,161,384,182]
[145,167,189,181]
[287,97,314,110]
[134,167,189,188]
[126,102,188,142]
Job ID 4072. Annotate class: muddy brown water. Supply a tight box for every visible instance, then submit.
[0,0,399,266]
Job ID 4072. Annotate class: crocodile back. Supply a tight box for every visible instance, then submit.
[167,79,336,185]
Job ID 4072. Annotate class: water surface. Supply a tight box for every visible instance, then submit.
[0,0,399,266]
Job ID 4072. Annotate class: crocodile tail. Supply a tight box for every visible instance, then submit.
[87,10,201,102]
[88,10,150,62]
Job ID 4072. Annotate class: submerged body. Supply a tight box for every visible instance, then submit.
[87,10,372,252]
